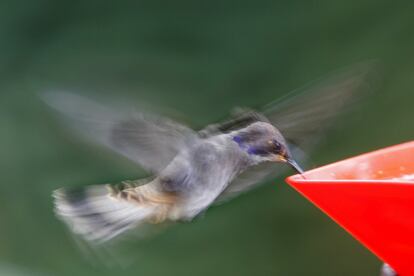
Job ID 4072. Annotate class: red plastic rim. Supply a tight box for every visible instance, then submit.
[286,141,414,275]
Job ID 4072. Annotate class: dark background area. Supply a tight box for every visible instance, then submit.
[1,1,414,275]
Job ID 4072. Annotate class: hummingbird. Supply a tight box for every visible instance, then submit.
[46,64,371,243]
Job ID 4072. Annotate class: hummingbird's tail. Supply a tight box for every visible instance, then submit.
[53,179,177,243]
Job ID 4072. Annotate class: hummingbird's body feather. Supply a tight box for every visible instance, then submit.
[159,133,252,219]
[54,132,252,241]
[45,62,374,243]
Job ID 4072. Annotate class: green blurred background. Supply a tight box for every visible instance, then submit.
[1,0,414,275]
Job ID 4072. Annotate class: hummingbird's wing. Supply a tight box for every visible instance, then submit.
[42,92,197,174]
[263,62,375,150]
[215,62,375,202]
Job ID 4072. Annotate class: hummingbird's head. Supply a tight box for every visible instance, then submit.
[232,122,303,174]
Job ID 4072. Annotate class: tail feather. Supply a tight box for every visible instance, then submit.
[53,181,175,243]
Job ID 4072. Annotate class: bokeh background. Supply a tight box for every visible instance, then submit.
[1,1,414,275]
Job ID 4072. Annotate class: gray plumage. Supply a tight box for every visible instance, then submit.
[45,62,373,243]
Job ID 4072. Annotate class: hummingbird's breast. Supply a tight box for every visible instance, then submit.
[159,134,248,219]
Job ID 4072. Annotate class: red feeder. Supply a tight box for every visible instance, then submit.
[286,141,414,275]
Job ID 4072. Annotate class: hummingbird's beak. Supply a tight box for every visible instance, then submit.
[273,155,304,174]
[286,158,304,174]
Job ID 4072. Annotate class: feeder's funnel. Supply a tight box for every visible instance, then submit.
[286,141,414,275]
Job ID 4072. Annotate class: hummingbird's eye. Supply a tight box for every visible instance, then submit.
[272,140,282,153]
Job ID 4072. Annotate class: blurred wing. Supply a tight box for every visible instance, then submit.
[263,62,375,150]
[215,162,278,203]
[216,62,375,202]
[42,92,197,173]
[198,108,269,138]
